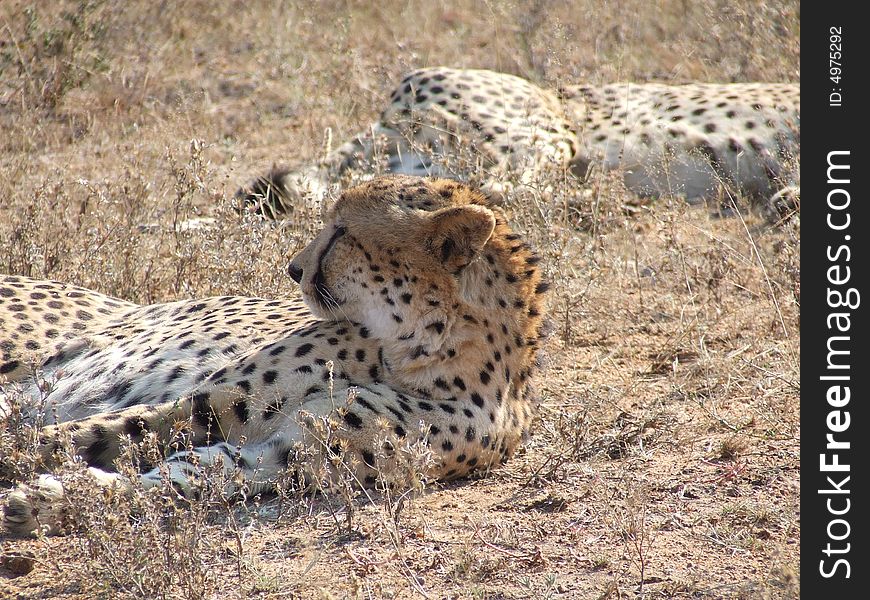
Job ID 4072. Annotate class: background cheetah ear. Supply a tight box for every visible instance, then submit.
[427,205,496,273]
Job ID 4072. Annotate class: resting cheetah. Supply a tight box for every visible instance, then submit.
[237,67,800,218]
[0,176,548,535]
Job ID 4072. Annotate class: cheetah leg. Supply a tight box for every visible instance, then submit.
[233,123,386,217]
[31,401,193,470]
[138,438,292,498]
[5,398,293,537]
[2,399,191,536]
[27,380,292,474]
[235,121,446,217]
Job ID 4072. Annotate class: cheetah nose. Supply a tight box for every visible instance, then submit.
[288,263,303,283]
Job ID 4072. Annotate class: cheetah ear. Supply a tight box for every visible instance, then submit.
[427,205,496,273]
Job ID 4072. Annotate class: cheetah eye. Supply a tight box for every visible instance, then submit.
[320,225,347,258]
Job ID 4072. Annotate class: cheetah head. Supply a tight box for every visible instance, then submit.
[289,176,497,353]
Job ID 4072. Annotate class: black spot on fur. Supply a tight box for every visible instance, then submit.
[343,411,364,429]
[106,380,134,404]
[264,396,287,420]
[82,425,111,465]
[191,393,215,429]
[356,397,379,414]
[295,343,314,357]
[0,360,21,375]
[123,417,148,439]
[234,400,250,423]
[440,238,455,263]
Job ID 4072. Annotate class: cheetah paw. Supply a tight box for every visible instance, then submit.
[2,474,66,536]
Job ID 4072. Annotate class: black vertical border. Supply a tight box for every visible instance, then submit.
[802,4,868,596]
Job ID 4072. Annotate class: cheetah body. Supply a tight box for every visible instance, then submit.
[1,176,548,535]
[239,67,799,216]
[563,81,799,200]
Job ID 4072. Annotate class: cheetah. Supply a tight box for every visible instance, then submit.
[0,175,548,535]
[237,67,800,218]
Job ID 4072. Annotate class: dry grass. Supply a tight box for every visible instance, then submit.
[1,1,799,598]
